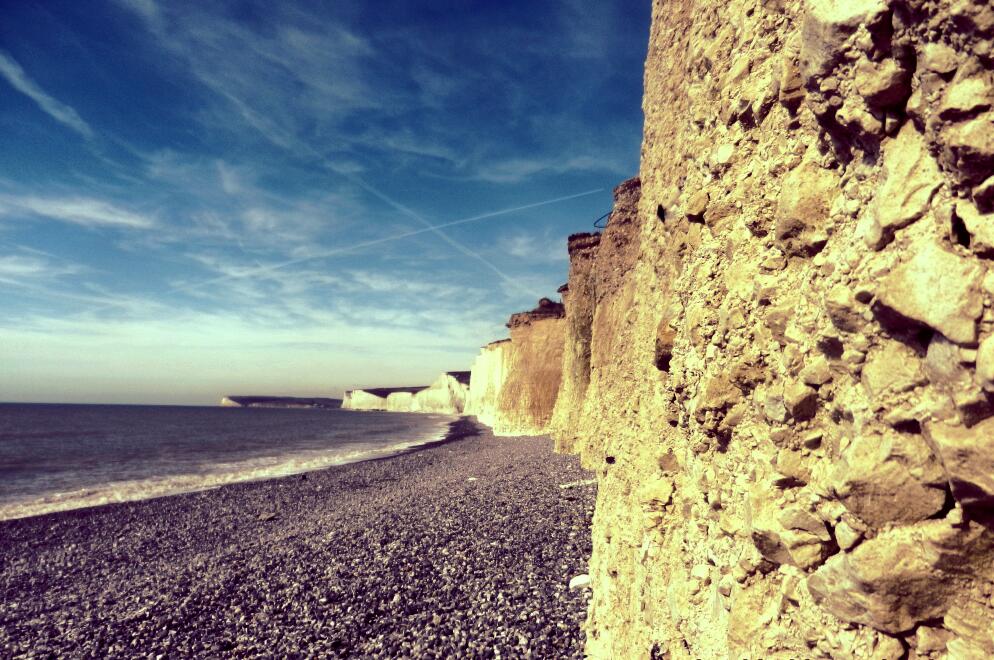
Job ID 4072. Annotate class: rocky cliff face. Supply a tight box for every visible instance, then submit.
[466,300,565,435]
[549,232,602,453]
[547,0,994,657]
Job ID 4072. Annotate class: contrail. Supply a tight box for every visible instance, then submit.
[176,92,578,300]
[339,171,545,298]
[49,84,605,314]
[169,187,602,295]
[58,188,603,317]
[237,121,561,299]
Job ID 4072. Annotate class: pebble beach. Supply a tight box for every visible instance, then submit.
[0,419,596,658]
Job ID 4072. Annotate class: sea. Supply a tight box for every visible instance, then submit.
[0,403,456,521]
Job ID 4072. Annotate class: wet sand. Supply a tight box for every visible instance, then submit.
[0,419,595,658]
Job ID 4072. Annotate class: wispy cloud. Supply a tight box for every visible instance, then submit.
[337,171,546,299]
[0,195,154,229]
[0,299,496,402]
[65,188,600,326]
[0,253,80,283]
[114,0,160,24]
[113,0,638,187]
[0,50,94,140]
[140,150,355,248]
[181,251,340,299]
[216,161,242,195]
[171,254,494,337]
[346,270,482,300]
[117,1,378,153]
[472,155,618,184]
[175,187,601,295]
[499,231,569,264]
[0,0,647,403]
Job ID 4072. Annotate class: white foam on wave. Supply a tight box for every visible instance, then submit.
[0,425,453,522]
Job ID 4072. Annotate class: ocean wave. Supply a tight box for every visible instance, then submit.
[0,429,450,522]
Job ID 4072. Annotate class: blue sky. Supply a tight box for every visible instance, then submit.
[0,0,648,404]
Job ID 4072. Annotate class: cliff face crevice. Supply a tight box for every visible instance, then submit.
[546,0,994,657]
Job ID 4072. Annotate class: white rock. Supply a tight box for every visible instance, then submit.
[835,520,862,550]
[714,143,735,166]
[977,334,994,390]
[559,479,597,490]
[923,419,994,509]
[939,74,993,120]
[569,574,591,590]
[800,0,888,78]
[877,237,985,343]
[868,123,942,248]
[921,43,958,74]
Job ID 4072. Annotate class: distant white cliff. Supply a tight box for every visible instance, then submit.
[464,339,512,429]
[220,396,342,409]
[341,371,470,415]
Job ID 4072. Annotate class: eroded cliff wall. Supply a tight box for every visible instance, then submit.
[466,300,566,435]
[495,314,565,435]
[552,0,994,657]
[550,232,602,453]
[384,391,416,412]
[220,396,342,408]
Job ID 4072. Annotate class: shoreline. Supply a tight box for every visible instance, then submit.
[0,413,470,523]
[360,415,482,461]
[0,423,595,657]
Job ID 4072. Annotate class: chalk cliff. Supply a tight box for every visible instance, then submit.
[413,371,472,414]
[465,299,565,435]
[220,396,342,409]
[543,0,994,657]
[341,387,424,411]
[464,339,512,429]
[342,372,470,415]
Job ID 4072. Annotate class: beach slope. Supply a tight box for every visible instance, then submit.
[0,421,594,657]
